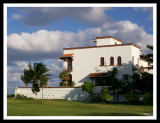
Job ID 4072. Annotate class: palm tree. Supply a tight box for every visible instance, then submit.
[27,62,51,93]
[59,71,70,86]
[20,69,31,87]
[106,67,124,102]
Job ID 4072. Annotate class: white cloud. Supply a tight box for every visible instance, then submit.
[8,19,153,55]
[7,29,97,53]
[101,20,153,52]
[7,61,28,82]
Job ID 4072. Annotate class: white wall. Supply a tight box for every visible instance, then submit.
[63,45,134,86]
[139,59,149,67]
[15,87,89,102]
[144,69,153,74]
[15,87,141,102]
[96,38,122,46]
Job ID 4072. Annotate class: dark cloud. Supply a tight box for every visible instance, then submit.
[15,7,113,27]
[7,47,62,66]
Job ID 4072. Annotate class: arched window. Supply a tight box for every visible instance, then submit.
[117,56,121,65]
[100,57,104,66]
[110,57,114,66]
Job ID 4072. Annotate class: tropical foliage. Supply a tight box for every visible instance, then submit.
[81,81,95,102]
[100,87,113,103]
[20,62,51,94]
[106,67,124,102]
[59,70,73,86]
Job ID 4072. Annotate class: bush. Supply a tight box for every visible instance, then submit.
[143,92,153,105]
[25,97,35,101]
[16,94,24,99]
[7,94,15,97]
[124,91,139,104]
[100,87,113,103]
[70,81,76,87]
[81,81,95,94]
[81,81,95,102]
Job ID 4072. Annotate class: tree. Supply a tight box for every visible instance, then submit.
[123,73,141,93]
[22,62,51,94]
[146,45,153,62]
[81,81,95,102]
[106,67,123,102]
[100,87,113,103]
[59,71,70,86]
[139,72,153,93]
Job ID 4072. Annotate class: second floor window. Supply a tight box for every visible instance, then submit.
[100,57,104,66]
[67,58,72,71]
[117,56,121,65]
[110,57,114,65]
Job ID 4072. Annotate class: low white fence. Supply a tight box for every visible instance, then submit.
[15,86,137,102]
[15,87,89,102]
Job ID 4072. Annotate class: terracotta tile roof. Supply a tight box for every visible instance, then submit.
[59,53,74,59]
[88,73,108,77]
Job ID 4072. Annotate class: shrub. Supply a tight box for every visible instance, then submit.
[70,81,75,87]
[7,94,15,97]
[81,81,95,102]
[16,94,24,99]
[124,91,139,104]
[100,87,113,103]
[81,81,95,94]
[25,97,35,101]
[143,92,153,105]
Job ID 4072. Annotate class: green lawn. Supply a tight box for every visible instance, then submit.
[7,98,153,116]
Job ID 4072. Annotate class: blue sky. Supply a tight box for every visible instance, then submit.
[6,5,154,94]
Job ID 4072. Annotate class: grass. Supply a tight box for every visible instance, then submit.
[7,98,153,116]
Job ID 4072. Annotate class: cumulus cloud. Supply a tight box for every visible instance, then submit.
[13,7,112,27]
[101,20,153,52]
[8,20,153,61]
[7,61,28,82]
[7,60,61,87]
[7,29,98,53]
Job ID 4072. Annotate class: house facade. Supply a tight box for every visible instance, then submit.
[15,36,153,102]
[59,36,153,87]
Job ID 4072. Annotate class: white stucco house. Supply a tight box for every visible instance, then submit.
[15,36,153,101]
[59,36,153,87]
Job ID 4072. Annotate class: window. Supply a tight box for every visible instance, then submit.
[117,56,121,65]
[110,57,114,65]
[95,78,110,86]
[67,58,72,71]
[100,57,104,66]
